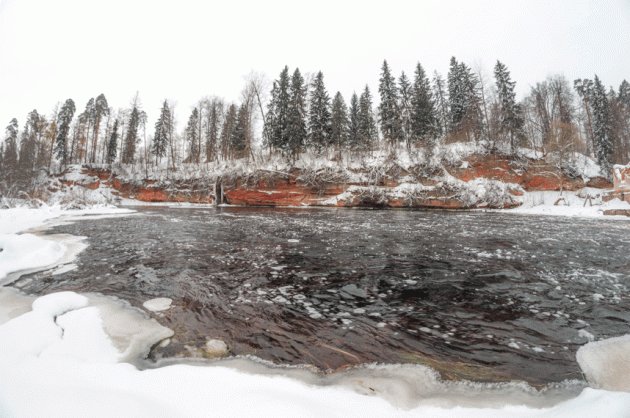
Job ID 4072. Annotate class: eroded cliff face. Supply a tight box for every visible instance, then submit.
[58,155,612,209]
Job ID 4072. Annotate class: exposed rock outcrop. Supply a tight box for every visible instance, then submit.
[56,154,614,210]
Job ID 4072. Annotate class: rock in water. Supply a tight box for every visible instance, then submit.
[205,339,229,358]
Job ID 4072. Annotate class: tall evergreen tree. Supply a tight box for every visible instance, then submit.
[432,71,449,136]
[378,60,402,145]
[398,72,412,147]
[78,98,95,163]
[347,92,360,149]
[205,99,222,162]
[185,108,200,163]
[448,57,484,140]
[89,94,109,163]
[286,68,307,159]
[358,85,378,150]
[264,67,292,152]
[152,100,171,163]
[494,60,524,154]
[54,99,76,166]
[18,112,38,175]
[591,75,614,173]
[106,119,119,164]
[308,71,332,151]
[121,103,140,164]
[220,104,238,160]
[448,57,465,130]
[330,92,349,152]
[230,103,249,158]
[263,81,278,151]
[3,118,19,177]
[411,63,438,146]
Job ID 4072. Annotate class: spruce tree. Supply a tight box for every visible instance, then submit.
[494,60,524,154]
[448,57,465,130]
[231,103,249,159]
[432,71,449,136]
[591,75,613,173]
[308,71,332,151]
[3,119,19,177]
[220,104,238,160]
[185,108,200,163]
[358,85,377,150]
[121,104,140,164]
[54,99,76,166]
[263,81,278,151]
[378,60,402,145]
[330,92,349,152]
[411,63,438,146]
[205,100,221,162]
[285,68,307,159]
[106,119,119,164]
[348,92,360,149]
[398,72,412,147]
[152,100,171,163]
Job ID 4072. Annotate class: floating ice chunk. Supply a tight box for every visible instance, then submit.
[143,298,173,312]
[593,293,605,301]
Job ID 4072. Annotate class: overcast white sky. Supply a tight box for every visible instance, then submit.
[0,0,629,132]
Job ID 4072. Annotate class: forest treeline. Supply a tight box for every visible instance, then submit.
[1,57,629,193]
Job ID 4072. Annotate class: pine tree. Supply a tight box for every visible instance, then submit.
[18,111,39,176]
[330,92,349,153]
[78,98,95,163]
[90,94,109,163]
[347,92,360,149]
[106,119,119,164]
[54,99,76,166]
[152,100,171,163]
[378,60,402,145]
[494,60,524,154]
[398,72,412,147]
[591,75,614,173]
[3,119,19,178]
[185,108,200,163]
[121,104,140,164]
[308,71,332,151]
[286,68,307,159]
[411,63,438,146]
[358,85,377,150]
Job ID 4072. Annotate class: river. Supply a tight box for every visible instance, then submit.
[12,207,630,386]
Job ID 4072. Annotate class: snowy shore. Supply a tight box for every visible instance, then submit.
[1,206,630,417]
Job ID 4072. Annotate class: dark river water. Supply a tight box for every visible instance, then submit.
[13,207,630,385]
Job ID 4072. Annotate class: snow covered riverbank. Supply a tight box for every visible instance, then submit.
[501,189,630,219]
[1,205,630,417]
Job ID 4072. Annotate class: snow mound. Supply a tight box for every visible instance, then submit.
[576,334,630,391]
[0,233,65,281]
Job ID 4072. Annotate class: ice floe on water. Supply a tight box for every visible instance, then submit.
[142,297,173,312]
[1,290,630,417]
